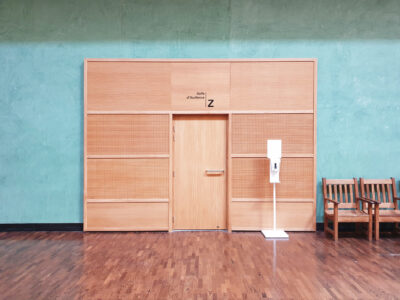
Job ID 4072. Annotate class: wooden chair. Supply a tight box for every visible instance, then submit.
[360,178,400,240]
[322,178,377,241]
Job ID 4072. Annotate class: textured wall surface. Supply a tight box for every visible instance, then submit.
[0,0,399,223]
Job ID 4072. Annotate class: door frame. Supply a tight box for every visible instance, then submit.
[171,113,230,231]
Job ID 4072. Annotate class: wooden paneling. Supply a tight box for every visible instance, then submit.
[171,63,230,110]
[86,202,168,230]
[84,59,317,232]
[87,62,171,111]
[232,158,313,199]
[230,62,314,110]
[87,159,168,199]
[87,114,169,155]
[231,202,314,230]
[173,115,227,229]
[232,114,314,155]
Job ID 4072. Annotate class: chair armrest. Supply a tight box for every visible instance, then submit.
[324,197,339,205]
[394,196,400,201]
[357,197,380,205]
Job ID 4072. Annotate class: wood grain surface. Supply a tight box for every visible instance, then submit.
[173,115,227,229]
[1,231,400,299]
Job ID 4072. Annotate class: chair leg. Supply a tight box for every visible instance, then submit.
[368,220,372,241]
[375,207,379,241]
[324,216,328,236]
[334,219,338,241]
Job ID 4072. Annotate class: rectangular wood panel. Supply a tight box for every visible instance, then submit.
[173,115,227,229]
[171,63,230,110]
[232,158,313,199]
[86,202,168,230]
[231,202,314,230]
[230,62,314,110]
[87,114,169,155]
[87,62,171,111]
[87,159,168,199]
[232,114,314,155]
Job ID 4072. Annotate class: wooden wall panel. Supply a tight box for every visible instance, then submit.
[84,59,317,232]
[230,62,314,110]
[232,158,313,199]
[87,159,169,199]
[87,115,169,155]
[232,114,314,155]
[231,202,314,231]
[86,202,169,230]
[87,62,171,111]
[171,63,230,110]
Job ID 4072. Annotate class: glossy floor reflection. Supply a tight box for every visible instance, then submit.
[1,231,400,299]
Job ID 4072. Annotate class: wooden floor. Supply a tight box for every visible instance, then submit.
[1,231,400,299]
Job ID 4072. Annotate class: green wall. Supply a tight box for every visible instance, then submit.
[1,0,399,223]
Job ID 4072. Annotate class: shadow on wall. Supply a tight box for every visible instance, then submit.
[0,0,399,42]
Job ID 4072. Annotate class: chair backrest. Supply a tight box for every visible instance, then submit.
[322,178,359,210]
[360,178,398,210]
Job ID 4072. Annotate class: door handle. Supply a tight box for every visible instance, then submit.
[205,170,225,175]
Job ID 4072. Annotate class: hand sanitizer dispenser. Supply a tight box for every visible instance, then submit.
[262,139,288,239]
[267,140,281,183]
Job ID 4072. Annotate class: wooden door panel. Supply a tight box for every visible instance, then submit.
[174,115,227,229]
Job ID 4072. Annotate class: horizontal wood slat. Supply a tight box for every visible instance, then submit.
[232,158,313,199]
[363,179,393,184]
[87,155,169,159]
[230,62,314,110]
[87,62,171,111]
[87,198,168,203]
[232,198,314,203]
[231,153,314,158]
[86,202,169,231]
[87,114,169,155]
[87,110,315,115]
[87,159,168,199]
[232,114,314,154]
[231,202,314,231]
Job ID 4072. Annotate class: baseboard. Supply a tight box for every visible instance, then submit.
[1,223,394,233]
[0,223,83,232]
[316,222,396,232]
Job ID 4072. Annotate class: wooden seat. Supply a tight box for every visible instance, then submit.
[360,178,400,240]
[325,209,369,222]
[322,178,376,241]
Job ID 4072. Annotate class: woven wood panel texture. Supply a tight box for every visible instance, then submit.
[87,115,169,155]
[232,114,314,154]
[232,158,313,199]
[87,159,168,199]
[230,62,314,110]
[87,62,171,111]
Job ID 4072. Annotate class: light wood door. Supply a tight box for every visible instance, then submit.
[173,115,227,229]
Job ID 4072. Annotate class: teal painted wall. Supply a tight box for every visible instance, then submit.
[0,0,399,223]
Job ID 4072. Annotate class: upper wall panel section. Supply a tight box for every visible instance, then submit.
[86,60,315,112]
[230,62,314,111]
[87,62,171,111]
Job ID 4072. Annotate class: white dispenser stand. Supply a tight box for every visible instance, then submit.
[262,140,289,239]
